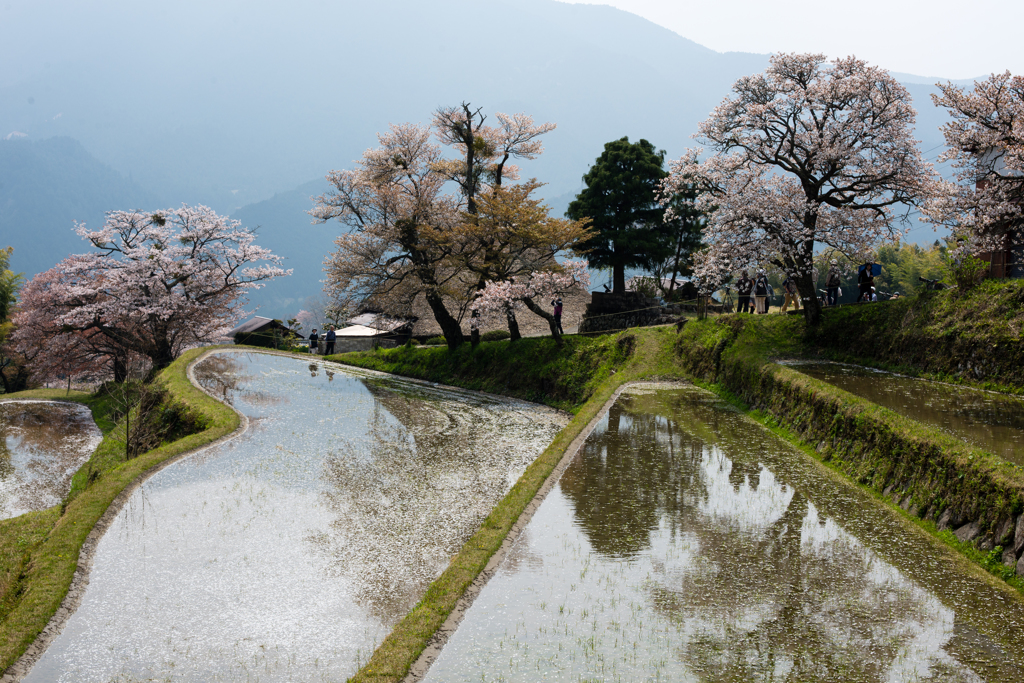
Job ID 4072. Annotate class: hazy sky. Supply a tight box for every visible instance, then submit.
[563,0,1022,79]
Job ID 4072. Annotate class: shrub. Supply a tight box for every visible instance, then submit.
[481,329,511,342]
[233,326,299,350]
[424,336,446,346]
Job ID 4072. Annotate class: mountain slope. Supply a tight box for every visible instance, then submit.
[0,137,158,276]
[0,0,768,213]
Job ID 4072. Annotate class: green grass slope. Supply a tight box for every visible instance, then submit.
[0,348,239,675]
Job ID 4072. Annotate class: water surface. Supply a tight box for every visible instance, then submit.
[25,351,566,682]
[786,361,1024,466]
[423,385,1024,682]
[0,400,101,520]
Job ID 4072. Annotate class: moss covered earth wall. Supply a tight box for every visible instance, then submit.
[675,310,1024,580]
[807,279,1024,392]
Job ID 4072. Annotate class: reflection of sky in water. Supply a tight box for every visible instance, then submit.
[785,360,1024,466]
[0,401,101,520]
[423,385,1022,683]
[699,448,794,531]
[25,351,566,683]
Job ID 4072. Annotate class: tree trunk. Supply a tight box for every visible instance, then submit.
[607,401,621,434]
[113,355,128,383]
[522,296,561,343]
[799,269,821,326]
[425,291,464,349]
[150,344,176,374]
[506,307,521,342]
[613,263,626,295]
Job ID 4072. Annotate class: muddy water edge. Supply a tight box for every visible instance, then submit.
[421,384,1024,682]
[21,350,567,683]
[0,401,102,520]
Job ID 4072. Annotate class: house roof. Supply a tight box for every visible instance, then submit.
[346,312,412,332]
[335,324,388,337]
[228,316,278,336]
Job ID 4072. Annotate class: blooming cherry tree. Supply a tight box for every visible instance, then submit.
[471,261,590,341]
[313,106,559,349]
[18,206,289,372]
[665,53,939,323]
[924,72,1024,263]
[312,123,471,347]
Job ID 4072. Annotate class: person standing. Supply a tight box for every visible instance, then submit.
[753,269,770,314]
[858,262,875,302]
[308,328,319,354]
[324,326,336,355]
[736,270,753,313]
[781,273,800,312]
[825,260,841,306]
[551,296,564,334]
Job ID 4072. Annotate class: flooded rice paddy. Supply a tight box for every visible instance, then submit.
[0,400,101,520]
[24,351,566,683]
[422,385,1024,682]
[786,361,1024,467]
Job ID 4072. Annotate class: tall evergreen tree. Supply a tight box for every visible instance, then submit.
[567,137,672,294]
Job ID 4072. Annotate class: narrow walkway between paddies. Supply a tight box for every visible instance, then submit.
[22,350,566,683]
[0,401,101,521]
[420,384,1024,682]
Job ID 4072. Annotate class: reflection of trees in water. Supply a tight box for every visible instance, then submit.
[0,402,101,516]
[307,391,545,624]
[193,353,283,409]
[563,388,980,682]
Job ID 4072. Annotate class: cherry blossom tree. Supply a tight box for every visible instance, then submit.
[924,72,1024,265]
[312,123,471,348]
[313,106,558,349]
[15,206,289,373]
[451,181,592,341]
[665,53,939,324]
[432,103,556,211]
[9,263,119,387]
[472,261,590,342]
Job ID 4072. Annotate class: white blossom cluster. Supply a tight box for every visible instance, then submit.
[470,260,590,321]
[923,72,1024,259]
[664,54,939,296]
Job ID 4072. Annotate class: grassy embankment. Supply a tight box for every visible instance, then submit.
[676,313,1024,582]
[332,283,1024,682]
[0,348,239,676]
[807,277,1024,393]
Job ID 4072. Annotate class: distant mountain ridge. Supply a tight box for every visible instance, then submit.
[0,136,157,276]
[0,0,968,316]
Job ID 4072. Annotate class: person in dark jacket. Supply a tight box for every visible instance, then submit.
[324,326,337,355]
[781,273,800,312]
[551,297,564,334]
[825,260,841,306]
[308,328,319,354]
[736,270,753,313]
[753,269,770,314]
[858,262,875,302]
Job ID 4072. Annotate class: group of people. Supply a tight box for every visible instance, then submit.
[735,268,806,314]
[734,259,883,313]
[735,269,773,314]
[307,326,337,355]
